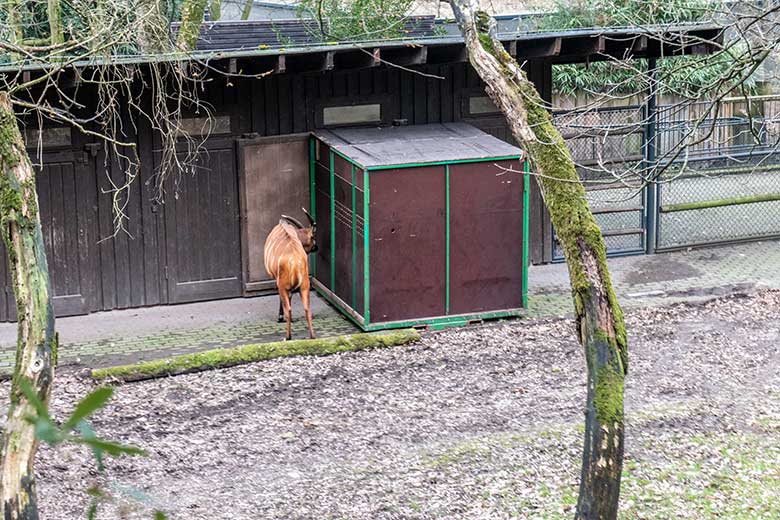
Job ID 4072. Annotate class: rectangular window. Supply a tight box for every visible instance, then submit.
[323,104,382,127]
[468,96,500,115]
[178,114,232,137]
[24,127,72,148]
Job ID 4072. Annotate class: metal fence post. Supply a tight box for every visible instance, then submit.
[644,57,659,254]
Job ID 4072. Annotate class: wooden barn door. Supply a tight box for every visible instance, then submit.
[159,139,242,304]
[0,145,100,320]
[237,134,311,294]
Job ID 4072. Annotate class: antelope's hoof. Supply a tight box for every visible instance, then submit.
[277,316,285,323]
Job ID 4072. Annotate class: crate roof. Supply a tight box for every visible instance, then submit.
[315,123,523,168]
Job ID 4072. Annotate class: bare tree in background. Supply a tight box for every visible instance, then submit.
[0,1,211,517]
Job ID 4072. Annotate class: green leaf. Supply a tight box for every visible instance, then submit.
[63,386,114,430]
[18,378,50,421]
[154,511,167,520]
[33,418,63,444]
[87,499,98,520]
[78,421,105,471]
[76,437,146,458]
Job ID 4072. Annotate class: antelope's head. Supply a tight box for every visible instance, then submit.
[282,207,318,253]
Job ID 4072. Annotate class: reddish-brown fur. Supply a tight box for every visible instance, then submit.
[263,210,317,340]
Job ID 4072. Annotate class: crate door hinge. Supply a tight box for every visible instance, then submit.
[164,266,169,280]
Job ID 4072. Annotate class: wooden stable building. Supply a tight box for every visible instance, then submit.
[0,20,721,321]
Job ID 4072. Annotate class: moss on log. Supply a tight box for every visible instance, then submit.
[92,329,421,383]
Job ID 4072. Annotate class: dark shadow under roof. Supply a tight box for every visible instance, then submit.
[316,123,523,169]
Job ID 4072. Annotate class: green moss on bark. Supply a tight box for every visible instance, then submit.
[92,329,421,383]
[177,0,208,50]
[594,366,624,424]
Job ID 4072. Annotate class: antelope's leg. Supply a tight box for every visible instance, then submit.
[301,287,315,339]
[278,286,293,340]
[278,295,284,323]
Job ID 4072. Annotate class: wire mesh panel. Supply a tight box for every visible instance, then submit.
[551,106,646,260]
[657,152,780,249]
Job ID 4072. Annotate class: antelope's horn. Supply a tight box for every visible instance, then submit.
[302,207,316,227]
[281,214,304,229]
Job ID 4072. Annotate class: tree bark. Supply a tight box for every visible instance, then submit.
[136,0,171,54]
[241,0,253,20]
[448,3,628,519]
[210,0,222,21]
[0,92,57,520]
[47,0,63,45]
[176,0,208,51]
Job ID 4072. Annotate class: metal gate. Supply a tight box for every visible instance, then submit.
[550,96,780,260]
[551,105,648,260]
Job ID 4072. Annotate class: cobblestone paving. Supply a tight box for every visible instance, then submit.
[526,239,780,318]
[1,239,778,376]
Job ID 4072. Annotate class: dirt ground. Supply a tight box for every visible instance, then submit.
[2,291,780,519]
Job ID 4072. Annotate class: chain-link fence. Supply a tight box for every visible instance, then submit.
[552,105,646,260]
[657,151,780,249]
[550,96,780,260]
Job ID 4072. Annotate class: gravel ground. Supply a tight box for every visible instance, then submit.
[2,291,780,519]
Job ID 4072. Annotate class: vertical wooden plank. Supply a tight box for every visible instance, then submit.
[387,68,401,121]
[427,65,441,123]
[96,145,117,310]
[292,74,307,133]
[110,156,132,309]
[441,64,454,123]
[277,74,293,135]
[414,71,427,124]
[137,101,163,306]
[332,71,347,97]
[359,69,372,96]
[61,163,80,298]
[49,164,67,297]
[373,68,387,95]
[453,63,466,121]
[234,76,252,134]
[346,70,360,98]
[304,75,318,130]
[252,77,267,136]
[265,76,280,135]
[126,162,147,307]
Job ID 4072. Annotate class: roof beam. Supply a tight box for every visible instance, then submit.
[381,45,427,67]
[602,34,648,59]
[281,51,335,74]
[332,48,381,70]
[557,35,605,61]
[515,37,562,60]
[427,44,467,64]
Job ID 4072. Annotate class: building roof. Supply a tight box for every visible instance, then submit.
[316,123,523,168]
[2,19,723,74]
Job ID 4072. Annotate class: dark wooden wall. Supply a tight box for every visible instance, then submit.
[0,58,553,321]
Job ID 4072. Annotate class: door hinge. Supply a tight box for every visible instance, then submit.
[163,266,169,280]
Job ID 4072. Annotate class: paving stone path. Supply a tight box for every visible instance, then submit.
[1,239,778,375]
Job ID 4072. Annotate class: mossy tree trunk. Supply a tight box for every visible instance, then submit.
[448,2,628,518]
[176,0,208,51]
[210,0,222,21]
[136,0,170,53]
[241,0,253,20]
[0,92,56,520]
[48,0,63,45]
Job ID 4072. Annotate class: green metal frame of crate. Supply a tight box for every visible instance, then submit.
[310,124,529,331]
